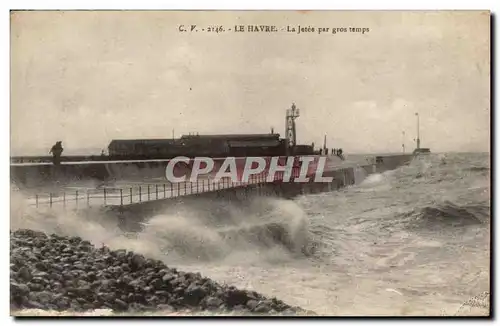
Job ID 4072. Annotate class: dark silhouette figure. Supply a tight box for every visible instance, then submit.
[49,141,64,165]
[325,148,329,155]
[337,148,344,160]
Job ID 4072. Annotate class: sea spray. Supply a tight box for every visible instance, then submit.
[11,186,316,265]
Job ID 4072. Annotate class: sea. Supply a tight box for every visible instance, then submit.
[10,152,491,316]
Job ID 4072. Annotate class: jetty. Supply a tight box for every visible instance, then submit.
[18,154,412,213]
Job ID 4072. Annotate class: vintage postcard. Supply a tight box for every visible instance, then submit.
[10,10,490,317]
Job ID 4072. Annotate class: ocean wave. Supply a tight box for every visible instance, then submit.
[400,201,489,229]
[464,166,490,174]
[10,189,316,265]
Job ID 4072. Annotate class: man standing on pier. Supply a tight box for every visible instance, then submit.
[49,141,64,165]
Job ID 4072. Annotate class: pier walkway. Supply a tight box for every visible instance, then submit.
[23,167,357,211]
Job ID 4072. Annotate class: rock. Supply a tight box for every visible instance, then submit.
[85,272,97,282]
[246,299,259,310]
[69,236,82,244]
[157,303,175,312]
[17,266,32,281]
[32,271,49,278]
[170,276,186,287]
[149,278,163,290]
[113,249,127,260]
[9,229,309,315]
[11,282,30,296]
[281,308,297,315]
[254,302,271,313]
[125,303,144,311]
[205,296,224,309]
[154,290,170,300]
[25,300,46,309]
[121,263,131,272]
[62,247,74,254]
[114,298,129,311]
[130,254,146,270]
[184,284,207,306]
[27,282,44,292]
[162,273,175,283]
[226,289,249,306]
[233,304,246,311]
[146,295,159,305]
[29,291,53,305]
[173,286,185,296]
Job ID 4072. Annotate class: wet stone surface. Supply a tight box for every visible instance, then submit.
[10,229,313,315]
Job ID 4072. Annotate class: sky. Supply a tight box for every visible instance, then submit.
[10,11,490,155]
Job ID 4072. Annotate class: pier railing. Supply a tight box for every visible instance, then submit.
[25,169,310,209]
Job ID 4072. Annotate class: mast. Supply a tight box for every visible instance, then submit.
[415,112,420,150]
[285,103,300,155]
[402,130,405,153]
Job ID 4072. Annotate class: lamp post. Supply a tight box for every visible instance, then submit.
[402,130,405,153]
[415,112,420,150]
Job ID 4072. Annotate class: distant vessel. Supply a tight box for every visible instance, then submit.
[413,112,431,155]
[413,147,431,155]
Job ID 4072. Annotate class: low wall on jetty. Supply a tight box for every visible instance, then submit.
[10,154,413,189]
[10,156,348,189]
[374,154,413,172]
[10,161,168,188]
[103,167,359,231]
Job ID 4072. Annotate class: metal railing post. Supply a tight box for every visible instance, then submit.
[139,186,142,202]
[120,189,123,206]
[147,185,150,201]
[75,190,78,209]
[130,187,133,204]
[87,192,90,207]
[49,193,53,208]
[156,184,158,200]
[103,188,107,206]
[163,184,166,198]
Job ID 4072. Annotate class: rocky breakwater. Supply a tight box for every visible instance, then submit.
[10,229,313,316]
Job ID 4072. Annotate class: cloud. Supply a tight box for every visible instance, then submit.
[10,11,490,154]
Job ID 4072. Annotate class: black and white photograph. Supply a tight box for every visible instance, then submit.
[9,10,491,317]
